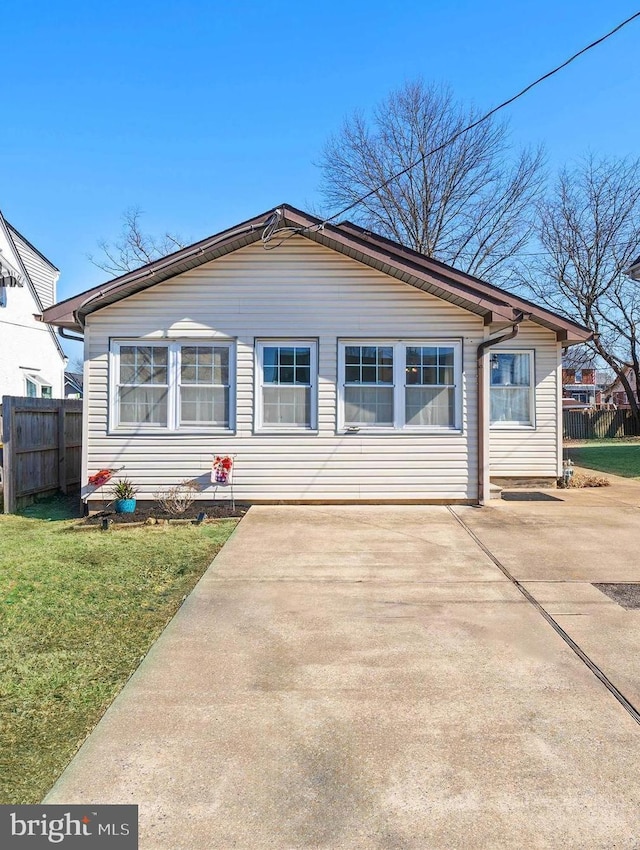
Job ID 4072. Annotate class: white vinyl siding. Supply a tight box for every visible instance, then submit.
[84,236,488,501]
[489,323,560,478]
[9,228,58,309]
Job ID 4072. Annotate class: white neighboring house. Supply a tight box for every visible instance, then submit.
[0,209,66,400]
[43,204,592,506]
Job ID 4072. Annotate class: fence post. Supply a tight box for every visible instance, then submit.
[58,403,67,495]
[2,397,16,514]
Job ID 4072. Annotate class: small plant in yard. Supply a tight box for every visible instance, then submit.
[153,479,202,515]
[110,478,139,500]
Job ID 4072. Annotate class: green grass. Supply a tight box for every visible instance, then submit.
[565,439,640,479]
[0,509,238,804]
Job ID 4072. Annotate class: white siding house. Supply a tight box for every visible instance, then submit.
[42,205,591,506]
[0,210,66,399]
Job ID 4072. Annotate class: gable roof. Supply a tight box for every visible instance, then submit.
[42,204,591,344]
[0,208,65,360]
[629,256,640,280]
[5,220,59,272]
[64,371,83,394]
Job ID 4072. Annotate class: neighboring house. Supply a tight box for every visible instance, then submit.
[561,364,608,409]
[629,255,640,281]
[0,209,66,399]
[42,204,591,506]
[604,367,638,409]
[64,371,83,399]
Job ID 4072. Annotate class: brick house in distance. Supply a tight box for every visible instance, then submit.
[562,364,604,409]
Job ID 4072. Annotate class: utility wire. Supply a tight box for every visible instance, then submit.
[264,10,640,245]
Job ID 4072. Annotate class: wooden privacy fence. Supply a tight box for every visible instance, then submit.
[563,409,640,440]
[1,396,83,513]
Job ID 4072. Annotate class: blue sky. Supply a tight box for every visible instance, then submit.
[3,1,639,359]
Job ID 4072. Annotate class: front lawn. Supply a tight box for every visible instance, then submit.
[565,439,640,479]
[0,508,238,804]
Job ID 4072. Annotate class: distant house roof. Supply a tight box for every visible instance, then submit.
[64,371,83,395]
[629,256,640,280]
[41,203,592,345]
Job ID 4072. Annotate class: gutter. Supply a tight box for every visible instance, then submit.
[476,310,529,505]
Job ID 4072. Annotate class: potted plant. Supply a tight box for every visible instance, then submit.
[111,478,139,514]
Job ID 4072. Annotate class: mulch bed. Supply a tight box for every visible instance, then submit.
[84,501,249,526]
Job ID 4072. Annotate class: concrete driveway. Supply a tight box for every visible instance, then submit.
[46,486,640,849]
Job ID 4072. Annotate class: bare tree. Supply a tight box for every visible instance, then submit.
[319,81,544,284]
[522,155,640,415]
[89,207,186,275]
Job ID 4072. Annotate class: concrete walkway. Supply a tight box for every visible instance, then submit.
[46,497,640,849]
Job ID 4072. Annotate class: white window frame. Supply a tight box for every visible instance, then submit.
[25,374,53,398]
[337,339,463,434]
[109,339,235,433]
[489,349,535,429]
[254,339,318,433]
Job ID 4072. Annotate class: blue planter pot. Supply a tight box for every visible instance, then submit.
[114,498,137,514]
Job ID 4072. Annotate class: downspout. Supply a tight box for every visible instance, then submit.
[476,310,529,505]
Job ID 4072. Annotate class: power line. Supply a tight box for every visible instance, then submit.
[264,10,640,246]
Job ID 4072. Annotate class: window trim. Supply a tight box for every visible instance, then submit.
[337,339,463,434]
[25,373,53,398]
[489,348,536,429]
[109,339,236,433]
[254,338,319,434]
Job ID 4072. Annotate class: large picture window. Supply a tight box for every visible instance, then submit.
[110,340,234,431]
[490,350,534,427]
[256,340,317,431]
[338,340,461,432]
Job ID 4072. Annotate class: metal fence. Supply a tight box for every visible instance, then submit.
[1,396,82,513]
[563,409,640,440]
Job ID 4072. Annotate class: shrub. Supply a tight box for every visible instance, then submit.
[153,480,202,515]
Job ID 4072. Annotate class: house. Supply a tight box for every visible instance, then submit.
[41,204,591,507]
[561,363,609,409]
[604,367,638,409]
[629,255,640,281]
[0,209,66,399]
[64,371,83,399]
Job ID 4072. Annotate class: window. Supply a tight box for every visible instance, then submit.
[25,375,52,398]
[256,341,317,431]
[110,340,234,431]
[490,350,534,427]
[338,340,461,431]
[118,345,169,426]
[405,346,456,428]
[180,346,229,427]
[344,345,394,426]
[574,369,583,384]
